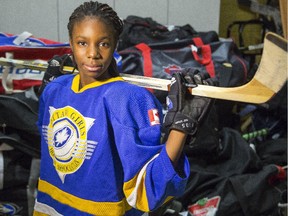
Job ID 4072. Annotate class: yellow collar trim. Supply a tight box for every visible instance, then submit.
[71,74,124,93]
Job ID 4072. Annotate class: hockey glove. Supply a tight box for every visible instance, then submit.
[38,54,74,95]
[163,68,217,136]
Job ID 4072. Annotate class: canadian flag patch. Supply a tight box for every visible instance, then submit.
[188,196,221,216]
[148,109,160,126]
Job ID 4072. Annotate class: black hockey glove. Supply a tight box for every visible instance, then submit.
[38,54,74,95]
[163,68,218,136]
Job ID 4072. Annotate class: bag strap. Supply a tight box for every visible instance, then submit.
[191,37,216,78]
[1,52,14,94]
[192,37,204,46]
[13,31,33,45]
[135,43,154,93]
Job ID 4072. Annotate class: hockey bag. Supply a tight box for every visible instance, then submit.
[119,37,249,103]
[0,88,40,158]
[0,149,33,216]
[178,127,287,216]
[118,15,219,51]
[0,32,72,94]
[0,32,71,60]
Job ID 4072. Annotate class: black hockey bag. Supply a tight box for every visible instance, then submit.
[118,15,219,51]
[119,37,249,104]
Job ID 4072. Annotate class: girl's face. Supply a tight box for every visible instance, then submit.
[70,17,117,86]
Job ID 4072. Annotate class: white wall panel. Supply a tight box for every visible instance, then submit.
[0,0,58,40]
[168,0,220,32]
[115,0,168,25]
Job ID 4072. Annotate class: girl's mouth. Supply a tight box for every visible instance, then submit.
[83,64,104,72]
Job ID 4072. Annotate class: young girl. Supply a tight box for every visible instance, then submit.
[33,1,214,215]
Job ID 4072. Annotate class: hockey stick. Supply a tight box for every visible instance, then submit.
[0,32,287,104]
[124,32,287,104]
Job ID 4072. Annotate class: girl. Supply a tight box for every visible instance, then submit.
[34,1,214,215]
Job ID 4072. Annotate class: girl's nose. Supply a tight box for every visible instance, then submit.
[88,46,100,59]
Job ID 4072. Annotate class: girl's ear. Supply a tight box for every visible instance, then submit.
[69,40,73,51]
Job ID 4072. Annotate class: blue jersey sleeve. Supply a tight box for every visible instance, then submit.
[105,82,190,212]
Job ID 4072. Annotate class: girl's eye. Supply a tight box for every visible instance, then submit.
[99,42,110,48]
[77,41,87,46]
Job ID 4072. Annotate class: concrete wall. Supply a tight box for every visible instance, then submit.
[0,0,220,43]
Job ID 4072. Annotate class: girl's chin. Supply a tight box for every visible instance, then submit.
[81,71,110,81]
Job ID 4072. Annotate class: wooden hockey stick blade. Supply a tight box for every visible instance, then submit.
[0,32,286,104]
[189,32,287,104]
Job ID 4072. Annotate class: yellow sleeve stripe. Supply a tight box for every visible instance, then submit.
[124,154,159,212]
[38,179,131,215]
[33,210,50,216]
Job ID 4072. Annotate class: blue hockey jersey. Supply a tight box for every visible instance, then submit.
[33,74,190,216]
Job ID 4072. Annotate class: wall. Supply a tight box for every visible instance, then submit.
[0,0,220,43]
[219,0,265,47]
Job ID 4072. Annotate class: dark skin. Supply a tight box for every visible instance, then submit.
[70,17,116,87]
[69,17,187,167]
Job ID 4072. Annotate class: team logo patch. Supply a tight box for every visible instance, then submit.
[148,109,160,126]
[166,96,173,110]
[46,106,97,183]
[163,64,183,74]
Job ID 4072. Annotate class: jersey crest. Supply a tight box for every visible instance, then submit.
[46,106,96,183]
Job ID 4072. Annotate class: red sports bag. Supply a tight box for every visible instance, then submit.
[0,32,72,94]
